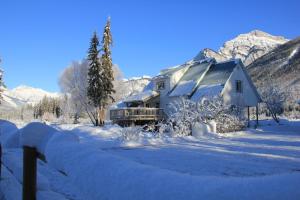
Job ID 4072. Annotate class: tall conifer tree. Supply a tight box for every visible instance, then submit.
[87,32,104,126]
[101,17,115,105]
[97,17,115,125]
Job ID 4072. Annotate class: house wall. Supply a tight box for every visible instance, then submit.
[155,66,190,112]
[222,64,260,107]
[145,96,160,107]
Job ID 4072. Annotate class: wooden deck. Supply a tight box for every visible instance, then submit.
[110,107,164,126]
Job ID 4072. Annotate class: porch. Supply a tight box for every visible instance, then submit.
[110,107,164,126]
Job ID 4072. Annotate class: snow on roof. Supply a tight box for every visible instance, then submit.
[190,84,224,102]
[123,90,159,103]
[169,62,211,97]
[197,60,237,87]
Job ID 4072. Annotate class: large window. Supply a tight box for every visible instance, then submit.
[236,80,242,93]
[156,81,165,90]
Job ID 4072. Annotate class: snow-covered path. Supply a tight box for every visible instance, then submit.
[55,120,300,178]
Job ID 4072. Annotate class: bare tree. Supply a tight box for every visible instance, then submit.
[260,83,287,123]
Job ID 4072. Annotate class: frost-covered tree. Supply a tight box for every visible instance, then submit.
[59,59,96,124]
[59,59,125,124]
[260,82,287,123]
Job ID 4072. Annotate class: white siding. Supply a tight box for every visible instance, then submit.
[222,64,260,107]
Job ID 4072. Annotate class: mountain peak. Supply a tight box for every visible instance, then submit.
[194,30,289,65]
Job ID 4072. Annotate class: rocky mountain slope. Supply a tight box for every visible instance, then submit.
[247,36,300,102]
[194,30,289,65]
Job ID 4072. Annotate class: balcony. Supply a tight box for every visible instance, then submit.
[110,107,164,124]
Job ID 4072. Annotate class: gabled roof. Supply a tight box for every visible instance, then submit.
[188,60,237,100]
[169,61,212,97]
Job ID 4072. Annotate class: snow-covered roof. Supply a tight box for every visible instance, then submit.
[190,84,223,102]
[169,61,211,97]
[123,90,159,103]
[168,59,237,98]
[196,60,237,87]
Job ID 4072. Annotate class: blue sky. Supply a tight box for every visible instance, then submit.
[0,0,299,92]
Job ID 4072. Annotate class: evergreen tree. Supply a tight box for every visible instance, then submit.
[87,32,104,126]
[86,18,115,126]
[98,17,115,124]
[100,17,115,104]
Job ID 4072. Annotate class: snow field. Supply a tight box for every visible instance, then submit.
[1,120,300,199]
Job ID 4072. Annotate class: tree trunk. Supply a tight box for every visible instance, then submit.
[97,106,105,126]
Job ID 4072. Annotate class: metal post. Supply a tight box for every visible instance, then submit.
[23,146,37,200]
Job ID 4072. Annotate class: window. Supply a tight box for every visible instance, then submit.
[156,81,165,90]
[236,80,242,93]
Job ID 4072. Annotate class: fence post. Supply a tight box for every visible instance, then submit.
[23,146,37,200]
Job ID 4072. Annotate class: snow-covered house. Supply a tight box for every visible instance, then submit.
[110,58,261,126]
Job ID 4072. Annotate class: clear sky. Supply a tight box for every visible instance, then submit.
[0,0,299,92]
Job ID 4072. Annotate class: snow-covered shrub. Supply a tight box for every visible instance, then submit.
[121,126,143,142]
[166,98,198,136]
[215,106,247,133]
[162,96,246,135]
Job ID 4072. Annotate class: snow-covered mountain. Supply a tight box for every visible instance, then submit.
[1,85,60,110]
[0,77,151,111]
[194,30,289,65]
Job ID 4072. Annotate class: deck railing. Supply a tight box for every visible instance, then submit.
[110,107,164,121]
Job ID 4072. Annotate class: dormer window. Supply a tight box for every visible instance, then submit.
[157,81,165,90]
[236,80,242,93]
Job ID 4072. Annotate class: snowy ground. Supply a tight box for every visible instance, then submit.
[54,120,300,178]
[1,119,300,199]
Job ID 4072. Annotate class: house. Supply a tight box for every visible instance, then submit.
[110,58,262,126]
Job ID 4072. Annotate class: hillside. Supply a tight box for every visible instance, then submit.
[247,36,300,102]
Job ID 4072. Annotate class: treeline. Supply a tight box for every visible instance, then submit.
[33,96,61,119]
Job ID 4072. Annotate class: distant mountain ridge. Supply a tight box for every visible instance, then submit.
[0,85,59,111]
[194,30,289,65]
[0,76,151,111]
